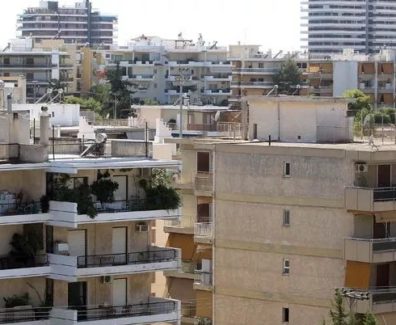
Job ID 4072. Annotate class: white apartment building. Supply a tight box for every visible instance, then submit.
[17,0,117,47]
[0,107,182,324]
[301,0,396,54]
[95,35,232,106]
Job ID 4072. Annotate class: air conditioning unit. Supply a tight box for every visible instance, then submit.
[101,276,112,284]
[54,242,69,255]
[136,222,148,232]
[355,163,368,173]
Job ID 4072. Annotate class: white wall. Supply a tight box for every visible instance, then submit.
[333,61,358,97]
[248,98,352,143]
[13,103,80,127]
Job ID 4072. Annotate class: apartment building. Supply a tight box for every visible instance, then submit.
[0,106,182,324]
[230,45,396,108]
[17,0,117,46]
[301,0,396,54]
[165,95,396,324]
[86,35,231,106]
[0,38,75,103]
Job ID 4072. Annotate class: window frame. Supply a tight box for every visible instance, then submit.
[283,209,290,227]
[282,259,290,275]
[283,162,291,177]
[282,307,289,323]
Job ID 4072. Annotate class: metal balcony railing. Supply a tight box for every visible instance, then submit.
[94,199,147,213]
[0,255,48,270]
[0,306,51,323]
[0,201,42,217]
[76,249,177,268]
[373,187,396,202]
[195,271,212,287]
[194,222,213,238]
[75,300,177,321]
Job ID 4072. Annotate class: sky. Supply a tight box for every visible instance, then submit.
[0,0,301,52]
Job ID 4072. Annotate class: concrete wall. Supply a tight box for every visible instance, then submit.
[213,143,355,325]
[333,61,359,97]
[247,98,352,143]
[13,104,80,127]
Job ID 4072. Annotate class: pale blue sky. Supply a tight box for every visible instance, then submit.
[0,0,301,51]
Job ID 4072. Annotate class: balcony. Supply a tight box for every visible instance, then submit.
[49,247,180,281]
[345,187,396,212]
[181,302,196,324]
[0,201,47,226]
[345,237,396,263]
[164,260,199,280]
[194,173,213,196]
[48,200,181,228]
[164,215,195,234]
[351,288,396,314]
[0,306,51,325]
[50,298,180,324]
[194,271,213,291]
[194,223,213,244]
[0,255,49,279]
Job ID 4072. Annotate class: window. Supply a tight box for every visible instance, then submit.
[283,210,290,226]
[282,307,289,323]
[197,152,210,173]
[282,259,290,275]
[283,162,291,177]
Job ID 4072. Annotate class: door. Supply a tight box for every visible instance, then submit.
[112,227,127,265]
[112,278,127,309]
[197,203,210,223]
[376,264,390,288]
[378,165,391,187]
[68,230,86,266]
[68,282,87,320]
[373,219,390,239]
[113,175,128,203]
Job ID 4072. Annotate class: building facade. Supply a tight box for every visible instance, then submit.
[0,108,182,324]
[86,35,231,106]
[17,0,117,46]
[301,0,396,54]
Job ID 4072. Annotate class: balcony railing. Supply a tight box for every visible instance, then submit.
[75,300,177,321]
[0,255,48,270]
[349,288,396,314]
[373,187,396,201]
[0,306,51,324]
[94,199,146,213]
[194,172,213,193]
[345,187,396,212]
[194,222,213,240]
[76,249,177,268]
[345,237,396,263]
[0,201,42,217]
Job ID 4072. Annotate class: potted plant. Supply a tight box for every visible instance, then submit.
[90,171,119,210]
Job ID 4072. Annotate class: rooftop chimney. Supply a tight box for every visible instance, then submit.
[40,106,50,146]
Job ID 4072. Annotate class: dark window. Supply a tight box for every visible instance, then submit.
[197,152,210,172]
[197,203,210,223]
[282,307,289,322]
[45,225,54,253]
[283,210,290,226]
[284,162,291,177]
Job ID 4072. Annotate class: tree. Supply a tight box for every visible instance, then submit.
[343,89,371,112]
[272,58,302,94]
[64,95,101,113]
[105,62,134,118]
[329,289,349,325]
[324,289,377,325]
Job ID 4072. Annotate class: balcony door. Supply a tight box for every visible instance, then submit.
[378,165,391,188]
[113,175,128,203]
[112,227,127,265]
[68,230,87,266]
[376,264,390,288]
[112,278,127,309]
[68,282,87,320]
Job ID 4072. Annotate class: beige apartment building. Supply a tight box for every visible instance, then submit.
[0,106,182,324]
[164,95,396,324]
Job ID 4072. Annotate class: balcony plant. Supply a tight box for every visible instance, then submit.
[90,171,119,208]
[9,231,41,266]
[3,293,30,308]
[139,169,181,210]
[52,174,97,218]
